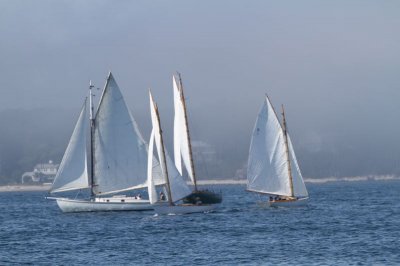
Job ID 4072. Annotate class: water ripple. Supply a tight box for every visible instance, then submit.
[0,181,400,265]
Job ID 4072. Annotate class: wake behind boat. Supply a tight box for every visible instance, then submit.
[246,95,309,207]
[172,73,222,205]
[47,73,164,212]
[148,90,218,215]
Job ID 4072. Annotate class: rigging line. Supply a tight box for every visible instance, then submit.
[185,102,211,179]
[74,189,82,200]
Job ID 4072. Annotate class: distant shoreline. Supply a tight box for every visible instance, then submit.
[0,175,399,192]
[304,175,400,184]
[199,175,400,185]
[0,184,51,192]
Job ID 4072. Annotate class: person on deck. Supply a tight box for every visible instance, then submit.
[159,191,166,201]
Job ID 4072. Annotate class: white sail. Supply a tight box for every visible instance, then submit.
[150,91,191,203]
[93,73,149,195]
[287,135,308,197]
[147,130,158,204]
[51,100,89,193]
[173,75,195,184]
[165,148,191,202]
[247,97,292,197]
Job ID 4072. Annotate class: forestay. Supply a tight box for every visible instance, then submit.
[247,97,292,197]
[150,91,191,203]
[287,135,308,197]
[173,75,195,184]
[93,73,150,194]
[51,100,89,193]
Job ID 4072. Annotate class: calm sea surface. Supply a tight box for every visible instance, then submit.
[1,181,399,265]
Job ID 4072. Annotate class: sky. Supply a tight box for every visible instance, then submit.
[0,0,400,178]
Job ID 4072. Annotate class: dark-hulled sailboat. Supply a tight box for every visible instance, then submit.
[172,73,222,204]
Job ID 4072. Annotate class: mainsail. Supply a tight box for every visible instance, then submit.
[247,96,302,197]
[51,100,89,193]
[150,90,191,203]
[173,75,195,185]
[93,73,153,194]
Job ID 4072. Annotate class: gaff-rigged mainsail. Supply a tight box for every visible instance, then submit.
[173,75,196,186]
[246,96,308,198]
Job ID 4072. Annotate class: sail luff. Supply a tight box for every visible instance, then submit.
[173,76,182,178]
[91,73,110,195]
[94,72,111,118]
[173,74,197,189]
[281,105,294,197]
[177,73,198,191]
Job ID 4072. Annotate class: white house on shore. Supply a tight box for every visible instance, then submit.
[21,160,59,184]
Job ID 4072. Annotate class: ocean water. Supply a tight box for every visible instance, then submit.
[0,181,399,265]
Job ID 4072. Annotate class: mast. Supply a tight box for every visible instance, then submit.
[89,80,95,198]
[177,72,198,191]
[152,95,174,205]
[281,105,294,198]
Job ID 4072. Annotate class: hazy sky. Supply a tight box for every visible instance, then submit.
[1,0,400,177]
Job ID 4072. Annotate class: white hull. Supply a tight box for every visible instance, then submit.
[153,204,218,215]
[50,197,153,213]
[268,197,309,207]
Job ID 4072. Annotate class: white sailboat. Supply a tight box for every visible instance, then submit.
[48,73,162,212]
[148,90,218,214]
[172,73,222,204]
[247,95,309,207]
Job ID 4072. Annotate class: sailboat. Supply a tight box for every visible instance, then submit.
[172,73,222,204]
[47,73,163,212]
[148,90,218,214]
[246,95,309,207]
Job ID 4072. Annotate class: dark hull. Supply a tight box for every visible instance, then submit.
[182,190,223,204]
